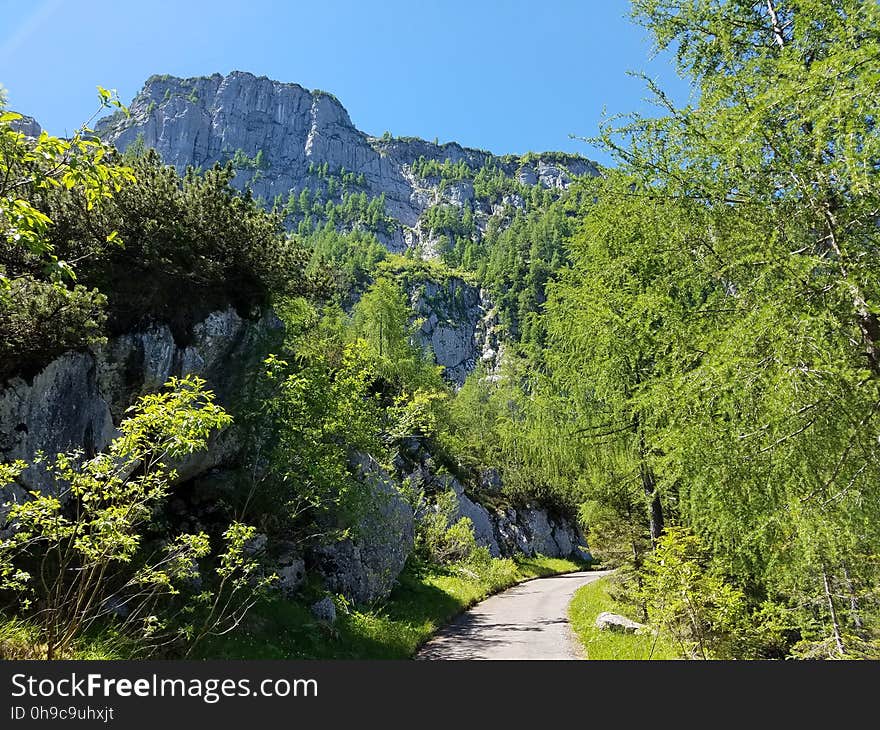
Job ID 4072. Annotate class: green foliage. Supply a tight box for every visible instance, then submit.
[406,487,479,564]
[0,376,268,658]
[410,156,473,181]
[472,162,529,204]
[442,358,590,515]
[246,340,382,539]
[569,577,679,660]
[350,276,445,392]
[481,200,573,351]
[0,86,131,288]
[228,147,268,171]
[528,0,880,658]
[0,88,133,378]
[639,527,749,659]
[0,278,107,380]
[302,227,387,302]
[122,132,147,162]
[196,555,582,659]
[47,150,319,337]
[285,184,395,238]
[1,137,320,379]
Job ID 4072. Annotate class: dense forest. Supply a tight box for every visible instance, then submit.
[1,0,878,660]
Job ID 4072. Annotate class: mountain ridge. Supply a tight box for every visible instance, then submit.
[95,70,599,254]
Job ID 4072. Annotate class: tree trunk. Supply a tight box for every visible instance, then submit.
[842,564,863,631]
[639,462,664,543]
[766,0,786,48]
[639,441,664,542]
[822,565,845,656]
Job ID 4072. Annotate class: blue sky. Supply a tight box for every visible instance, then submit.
[0,0,692,164]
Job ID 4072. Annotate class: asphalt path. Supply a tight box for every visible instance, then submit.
[416,570,611,660]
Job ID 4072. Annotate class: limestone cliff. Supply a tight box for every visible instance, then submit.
[96,71,599,253]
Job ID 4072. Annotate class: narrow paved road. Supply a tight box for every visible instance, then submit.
[416,570,611,660]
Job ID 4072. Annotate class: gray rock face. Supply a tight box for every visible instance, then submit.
[0,307,280,496]
[0,353,116,495]
[9,113,42,137]
[395,439,588,563]
[595,612,645,634]
[93,71,597,387]
[479,468,503,494]
[277,558,307,599]
[96,72,599,254]
[493,506,589,561]
[309,453,414,605]
[448,478,501,557]
[410,277,501,386]
[310,597,337,624]
[493,508,532,555]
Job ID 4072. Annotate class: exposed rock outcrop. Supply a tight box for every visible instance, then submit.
[0,307,282,495]
[0,353,115,498]
[9,113,41,137]
[310,597,337,624]
[448,478,501,557]
[409,277,501,385]
[395,439,590,564]
[96,71,599,253]
[492,505,590,561]
[308,453,414,605]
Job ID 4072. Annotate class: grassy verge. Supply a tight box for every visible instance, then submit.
[198,554,587,659]
[0,615,131,660]
[0,555,587,660]
[568,576,679,660]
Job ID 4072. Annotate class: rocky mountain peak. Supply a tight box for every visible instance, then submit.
[97,72,599,253]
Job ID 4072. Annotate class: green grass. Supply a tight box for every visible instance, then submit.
[1,555,587,660]
[0,614,130,660]
[568,577,679,660]
[198,554,587,659]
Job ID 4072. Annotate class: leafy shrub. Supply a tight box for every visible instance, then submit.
[640,527,749,660]
[0,90,131,380]
[413,490,479,565]
[0,279,107,380]
[456,548,518,593]
[0,376,271,658]
[43,150,321,338]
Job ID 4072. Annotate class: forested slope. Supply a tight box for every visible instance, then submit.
[1,0,878,660]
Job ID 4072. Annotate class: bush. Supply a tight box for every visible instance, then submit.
[0,376,271,658]
[457,548,518,593]
[0,91,130,380]
[0,278,106,380]
[43,151,321,338]
[2,145,326,380]
[414,490,479,565]
[640,527,748,660]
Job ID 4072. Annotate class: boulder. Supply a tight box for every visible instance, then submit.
[448,477,500,557]
[277,558,306,598]
[310,597,337,624]
[309,453,413,605]
[243,532,268,556]
[595,612,645,634]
